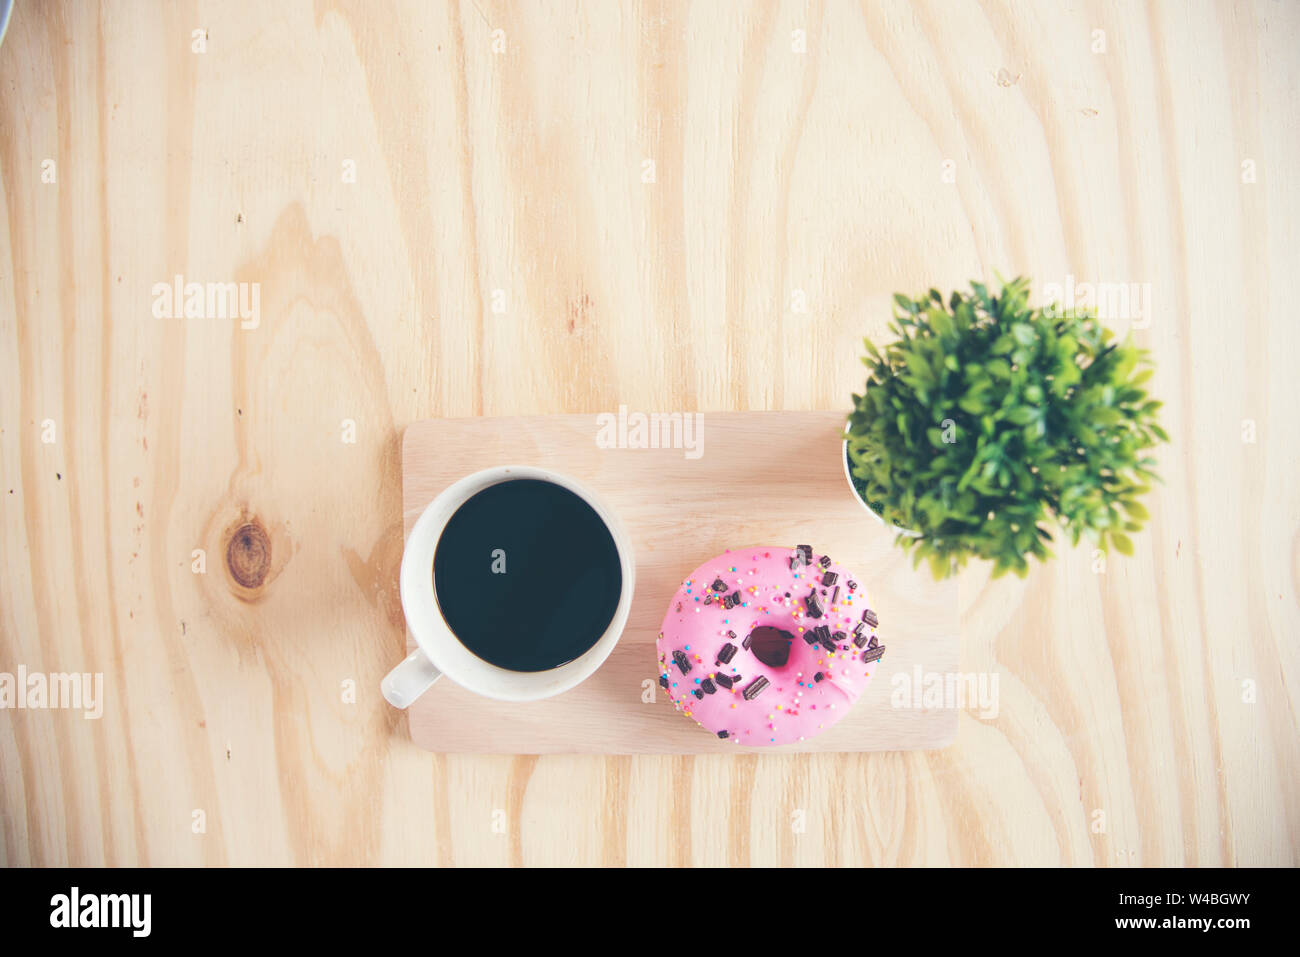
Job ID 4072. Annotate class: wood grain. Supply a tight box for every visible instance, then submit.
[401,411,959,753]
[1,0,1297,865]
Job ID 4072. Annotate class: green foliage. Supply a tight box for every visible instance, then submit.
[846,278,1167,580]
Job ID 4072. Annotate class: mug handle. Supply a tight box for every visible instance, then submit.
[381,649,442,709]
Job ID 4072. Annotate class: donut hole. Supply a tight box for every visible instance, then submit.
[747,626,794,669]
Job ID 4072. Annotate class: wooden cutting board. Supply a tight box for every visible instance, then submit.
[399,411,960,753]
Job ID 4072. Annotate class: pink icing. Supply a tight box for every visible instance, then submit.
[656,546,883,746]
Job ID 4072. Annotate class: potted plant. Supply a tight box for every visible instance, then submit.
[844,277,1168,579]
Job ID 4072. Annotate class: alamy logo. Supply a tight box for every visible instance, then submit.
[1040,273,1151,330]
[0,667,103,719]
[50,887,151,937]
[151,273,260,329]
[890,666,999,719]
[595,405,704,460]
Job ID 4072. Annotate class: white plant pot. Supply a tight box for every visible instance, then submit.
[842,436,922,538]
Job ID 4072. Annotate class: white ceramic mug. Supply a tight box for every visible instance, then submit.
[382,465,636,708]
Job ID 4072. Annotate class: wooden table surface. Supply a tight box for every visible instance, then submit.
[1,1,1296,867]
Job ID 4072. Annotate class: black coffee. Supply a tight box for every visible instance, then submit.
[432,478,623,672]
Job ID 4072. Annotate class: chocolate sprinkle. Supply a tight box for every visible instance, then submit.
[821,571,837,587]
[805,624,834,651]
[861,640,886,664]
[747,626,794,668]
[862,608,879,628]
[716,642,737,664]
[727,630,737,640]
[672,650,692,674]
[833,630,846,648]
[723,591,741,609]
[717,730,729,739]
[715,673,734,689]
[659,674,669,689]
[805,591,825,619]
[701,678,717,695]
[853,630,869,648]
[742,676,770,700]
[847,580,858,591]
[741,631,753,649]
[831,585,840,606]
[818,555,832,568]
[711,577,727,592]
[693,688,705,699]
[813,672,824,683]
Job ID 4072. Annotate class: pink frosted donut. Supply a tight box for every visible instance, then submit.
[656,546,886,746]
